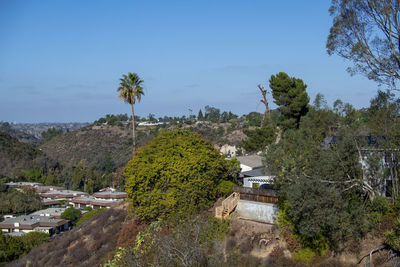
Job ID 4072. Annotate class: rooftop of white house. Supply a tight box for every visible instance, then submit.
[0,215,67,229]
[30,208,67,218]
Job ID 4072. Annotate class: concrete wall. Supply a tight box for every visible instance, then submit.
[235,200,278,224]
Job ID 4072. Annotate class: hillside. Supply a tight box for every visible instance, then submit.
[39,126,133,171]
[9,206,127,267]
[0,122,39,146]
[39,122,247,173]
[9,202,379,267]
[0,131,52,177]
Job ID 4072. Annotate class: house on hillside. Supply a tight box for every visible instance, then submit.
[69,196,122,209]
[220,144,237,157]
[69,188,126,209]
[41,190,88,200]
[324,135,399,197]
[0,215,69,235]
[34,185,65,195]
[30,208,67,219]
[234,154,275,189]
[235,155,263,172]
[216,155,278,224]
[242,168,275,190]
[5,182,42,189]
[93,187,127,201]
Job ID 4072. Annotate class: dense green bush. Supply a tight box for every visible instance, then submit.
[216,180,236,197]
[385,217,400,251]
[0,231,48,263]
[124,130,231,221]
[61,207,82,221]
[242,126,276,152]
[0,187,42,215]
[108,214,231,266]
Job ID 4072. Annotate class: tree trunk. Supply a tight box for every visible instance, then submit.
[258,84,271,127]
[131,103,136,157]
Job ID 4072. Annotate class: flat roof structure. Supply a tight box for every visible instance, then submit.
[5,182,42,188]
[93,191,127,200]
[30,208,66,218]
[235,155,263,169]
[34,185,65,194]
[70,196,122,208]
[42,199,61,206]
[0,215,68,230]
[41,190,88,199]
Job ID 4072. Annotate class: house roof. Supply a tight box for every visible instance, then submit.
[41,190,88,199]
[34,185,65,193]
[93,191,127,199]
[42,199,61,206]
[70,196,122,207]
[30,208,66,218]
[0,215,68,230]
[241,167,271,177]
[235,155,263,169]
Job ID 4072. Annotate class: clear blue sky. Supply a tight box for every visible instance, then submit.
[0,0,380,123]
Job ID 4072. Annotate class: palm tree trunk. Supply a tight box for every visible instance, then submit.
[131,103,136,156]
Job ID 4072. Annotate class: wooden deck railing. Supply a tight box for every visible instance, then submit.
[233,186,278,204]
[215,192,240,219]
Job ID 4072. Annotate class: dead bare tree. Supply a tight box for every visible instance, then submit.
[258,84,271,126]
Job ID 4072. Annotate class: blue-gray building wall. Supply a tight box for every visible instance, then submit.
[236,199,278,224]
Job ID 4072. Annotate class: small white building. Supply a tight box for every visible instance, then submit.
[242,168,274,189]
[235,155,263,172]
[0,215,69,235]
[220,144,237,157]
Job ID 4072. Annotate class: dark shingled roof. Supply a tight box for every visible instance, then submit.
[241,167,271,177]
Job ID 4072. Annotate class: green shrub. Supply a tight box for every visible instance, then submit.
[84,206,93,212]
[201,217,230,242]
[124,130,230,221]
[76,208,106,226]
[292,247,317,263]
[385,217,400,251]
[370,195,390,214]
[368,211,383,225]
[61,207,82,221]
[216,180,235,197]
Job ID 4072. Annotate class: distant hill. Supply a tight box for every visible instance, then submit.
[39,126,133,171]
[0,131,53,177]
[10,122,90,139]
[39,122,248,173]
[0,122,40,146]
[0,122,89,147]
[0,116,248,180]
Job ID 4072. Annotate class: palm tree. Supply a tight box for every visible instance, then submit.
[117,72,144,156]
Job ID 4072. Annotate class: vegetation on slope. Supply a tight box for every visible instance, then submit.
[0,187,42,216]
[124,129,239,221]
[0,232,49,263]
[0,131,53,178]
[0,122,39,146]
[10,207,126,267]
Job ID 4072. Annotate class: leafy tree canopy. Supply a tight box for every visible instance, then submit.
[124,130,231,221]
[269,72,309,130]
[0,231,48,263]
[41,128,63,142]
[242,126,276,153]
[327,0,400,88]
[61,207,82,221]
